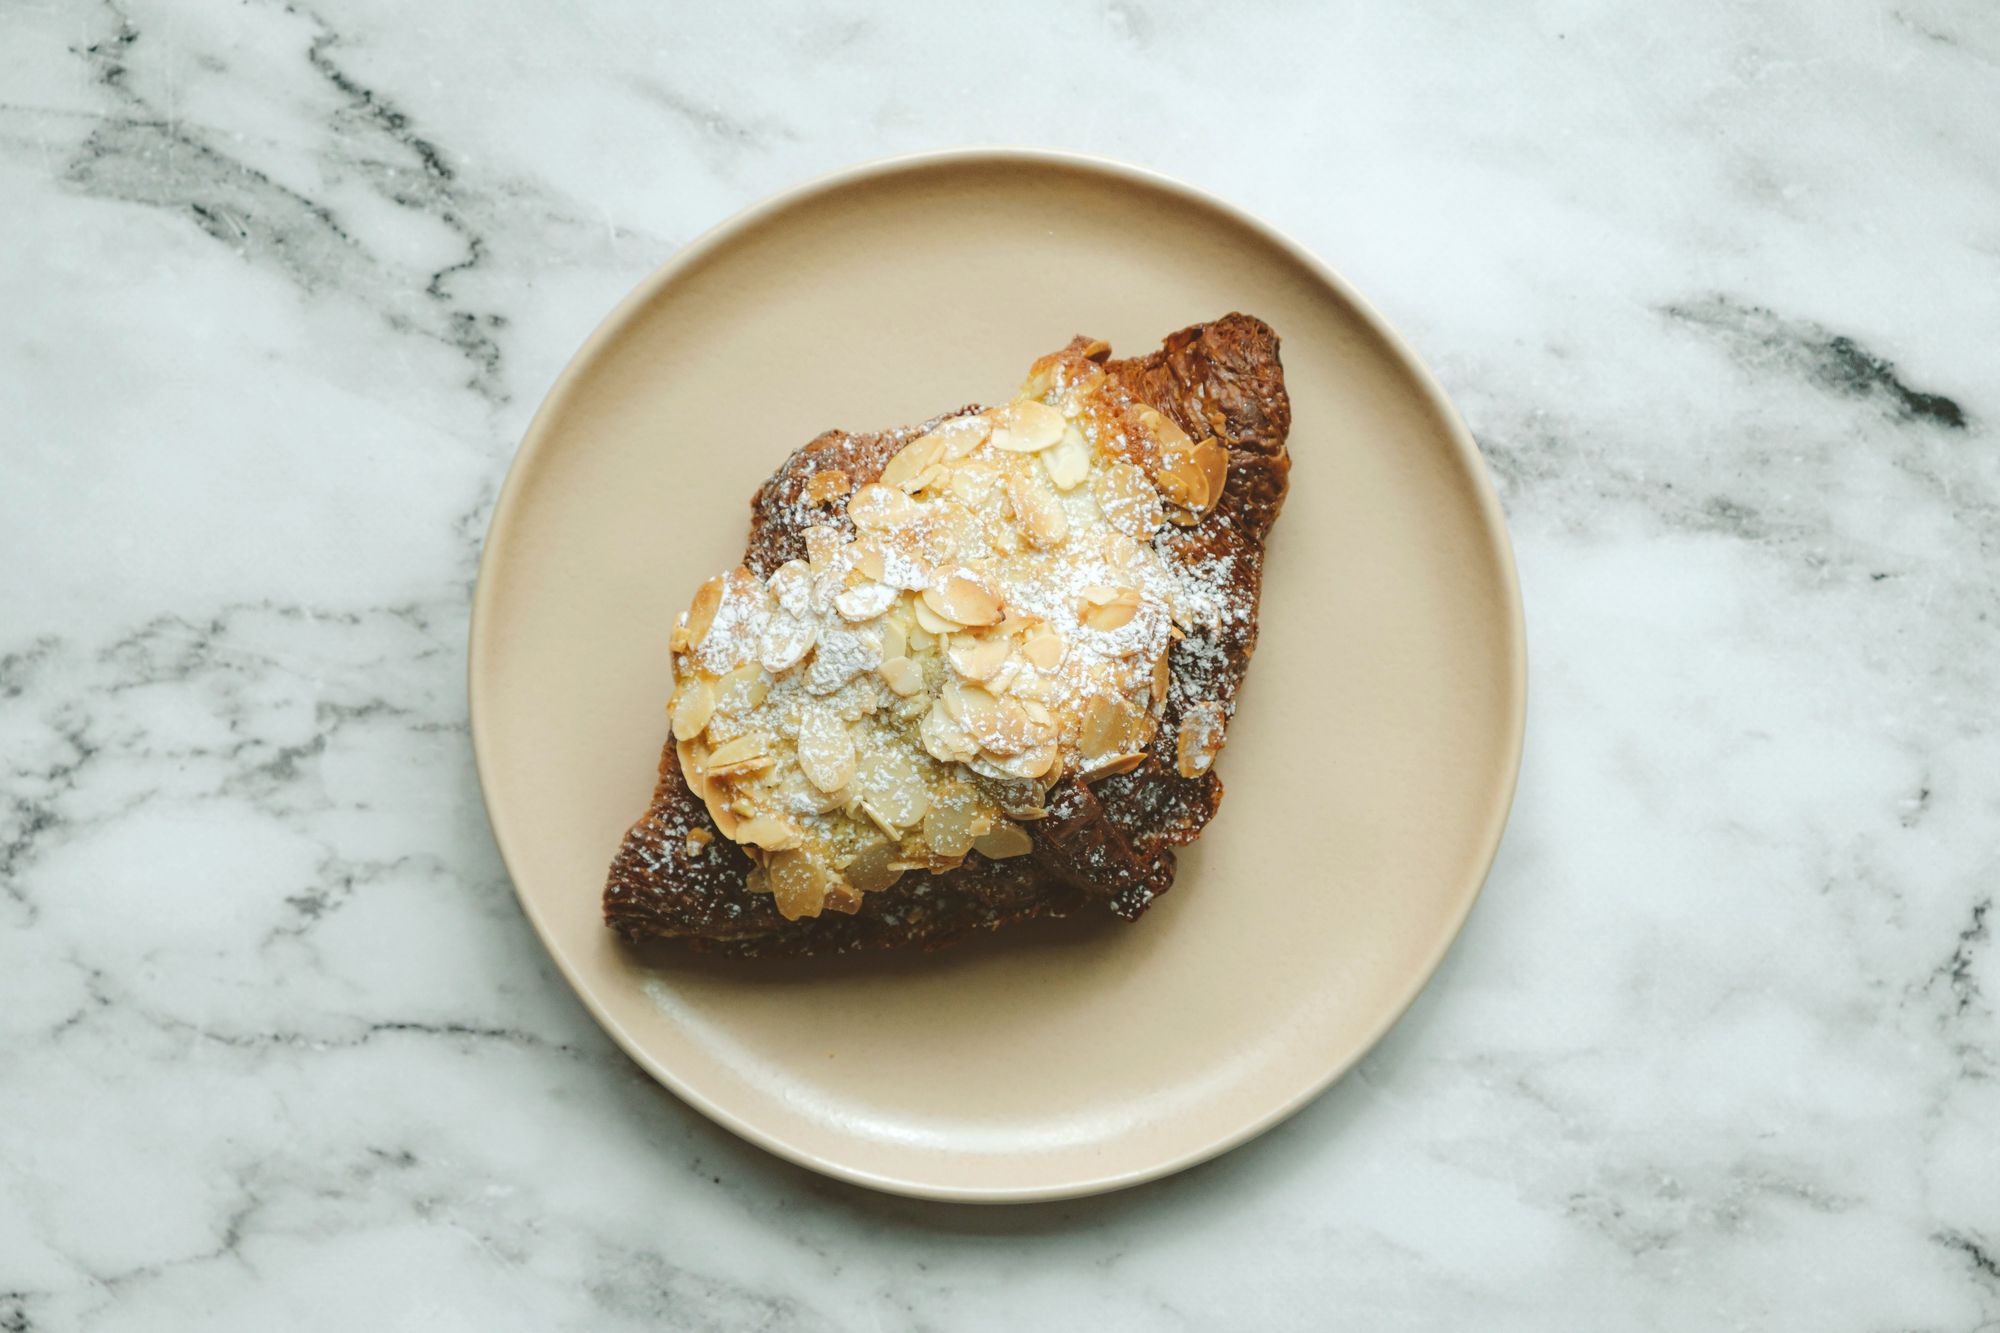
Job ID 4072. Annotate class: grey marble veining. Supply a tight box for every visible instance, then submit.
[4,1,1998,1329]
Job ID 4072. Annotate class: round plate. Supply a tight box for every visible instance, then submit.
[470,150,1524,1202]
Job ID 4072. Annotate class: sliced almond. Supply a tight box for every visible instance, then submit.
[1019,699,1055,729]
[1007,468,1068,549]
[758,611,816,672]
[920,703,979,763]
[669,618,691,653]
[912,595,961,635]
[854,749,931,830]
[947,633,1011,682]
[767,559,815,617]
[1021,628,1067,671]
[1080,751,1147,782]
[1078,693,1119,759]
[1136,404,1193,456]
[804,524,843,567]
[988,399,1066,453]
[705,731,773,778]
[879,616,908,662]
[1176,700,1228,777]
[805,469,850,505]
[840,837,904,893]
[922,569,1003,627]
[670,678,716,741]
[821,880,865,915]
[684,827,713,855]
[684,574,725,651]
[1078,585,1142,632]
[1093,461,1165,540]
[1042,426,1093,491]
[736,814,801,851]
[880,432,947,491]
[1191,439,1229,512]
[766,849,827,920]
[1151,648,1172,705]
[948,460,1001,506]
[922,414,993,461]
[973,820,1033,859]
[797,706,858,793]
[834,580,897,622]
[879,655,925,696]
[848,483,919,531]
[715,663,770,713]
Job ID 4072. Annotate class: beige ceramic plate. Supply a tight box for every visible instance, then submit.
[470,150,1524,1202]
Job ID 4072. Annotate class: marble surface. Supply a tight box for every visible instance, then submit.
[4,0,1998,1327]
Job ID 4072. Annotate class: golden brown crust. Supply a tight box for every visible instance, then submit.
[603,314,1291,956]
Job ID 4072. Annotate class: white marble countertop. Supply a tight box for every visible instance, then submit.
[5,2,1997,1328]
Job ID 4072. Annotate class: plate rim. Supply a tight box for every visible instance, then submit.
[468,146,1528,1203]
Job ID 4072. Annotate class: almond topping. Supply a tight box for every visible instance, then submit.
[765,849,828,920]
[879,655,925,696]
[797,706,858,793]
[1093,461,1165,540]
[922,569,1003,627]
[880,433,947,491]
[848,483,919,531]
[805,470,850,505]
[834,580,897,622]
[684,574,725,651]
[1008,468,1068,549]
[736,814,801,851]
[988,399,1066,452]
[758,611,816,672]
[670,678,716,741]
[1176,700,1228,777]
[1078,585,1141,632]
[1080,751,1147,782]
[972,821,1033,859]
[1042,426,1093,490]
[947,633,1011,682]
[705,731,773,778]
[922,414,992,461]
[1021,628,1067,670]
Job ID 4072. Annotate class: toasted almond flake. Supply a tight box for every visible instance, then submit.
[767,560,814,616]
[922,570,1003,627]
[1009,668,1051,701]
[736,814,801,850]
[848,483,919,531]
[684,827,713,855]
[949,461,1000,505]
[670,678,716,741]
[879,655,925,696]
[766,849,826,920]
[821,881,865,914]
[669,618,691,652]
[923,414,992,461]
[840,837,904,893]
[1042,426,1093,490]
[1007,468,1068,548]
[1080,751,1147,782]
[1079,585,1141,632]
[1093,460,1165,540]
[973,820,1033,859]
[797,706,858,792]
[1176,700,1228,777]
[805,469,850,505]
[947,633,1011,682]
[1137,404,1193,456]
[1020,699,1055,729]
[1151,648,1171,704]
[1079,694,1119,759]
[705,730,773,777]
[920,704,979,763]
[1021,628,1067,670]
[716,663,770,713]
[880,433,947,491]
[685,574,725,650]
[804,524,843,567]
[988,399,1066,452]
[1192,439,1229,509]
[912,595,960,635]
[758,611,816,672]
[834,580,897,622]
